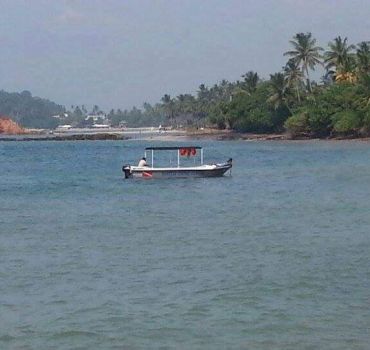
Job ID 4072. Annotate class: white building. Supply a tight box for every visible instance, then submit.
[85,114,106,122]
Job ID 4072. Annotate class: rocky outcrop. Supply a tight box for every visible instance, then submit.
[0,133,130,141]
[49,133,129,141]
[0,117,26,134]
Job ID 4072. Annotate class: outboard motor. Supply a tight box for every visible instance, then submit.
[122,164,132,179]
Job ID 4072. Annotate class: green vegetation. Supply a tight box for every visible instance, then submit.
[0,90,65,129]
[157,33,370,138]
[1,33,369,138]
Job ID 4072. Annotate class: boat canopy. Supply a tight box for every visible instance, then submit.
[145,146,202,151]
[144,146,204,166]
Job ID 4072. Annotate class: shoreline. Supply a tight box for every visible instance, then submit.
[145,129,370,142]
[1,128,370,142]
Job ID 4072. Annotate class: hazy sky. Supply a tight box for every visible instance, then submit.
[0,0,368,110]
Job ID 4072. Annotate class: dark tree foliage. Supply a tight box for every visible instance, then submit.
[285,81,370,137]
[0,90,65,129]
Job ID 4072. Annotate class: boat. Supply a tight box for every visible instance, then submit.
[122,146,232,179]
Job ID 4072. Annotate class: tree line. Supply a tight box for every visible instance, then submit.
[1,32,369,136]
[158,33,370,138]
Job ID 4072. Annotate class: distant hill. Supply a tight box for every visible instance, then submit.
[0,90,65,129]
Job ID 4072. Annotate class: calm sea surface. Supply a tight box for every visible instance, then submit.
[0,140,369,349]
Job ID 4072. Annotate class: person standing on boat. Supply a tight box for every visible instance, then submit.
[137,157,148,167]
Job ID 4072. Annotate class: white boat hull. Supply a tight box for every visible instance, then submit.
[123,163,232,179]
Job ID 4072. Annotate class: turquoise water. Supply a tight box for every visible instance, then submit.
[1,140,369,349]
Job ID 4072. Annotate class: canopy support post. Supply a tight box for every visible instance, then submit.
[177,149,180,167]
[151,150,154,167]
[201,149,203,165]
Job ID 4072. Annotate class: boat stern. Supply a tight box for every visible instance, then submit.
[122,164,132,178]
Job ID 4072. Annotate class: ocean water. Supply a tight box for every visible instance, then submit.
[0,139,369,349]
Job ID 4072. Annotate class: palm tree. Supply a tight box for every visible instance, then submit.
[92,105,101,115]
[267,73,291,113]
[219,79,232,101]
[359,74,370,106]
[196,84,210,119]
[209,84,221,102]
[197,84,209,101]
[283,59,304,103]
[161,94,175,123]
[241,71,259,94]
[284,32,323,92]
[356,41,370,76]
[324,36,356,78]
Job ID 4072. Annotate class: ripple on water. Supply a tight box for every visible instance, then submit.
[1,140,370,349]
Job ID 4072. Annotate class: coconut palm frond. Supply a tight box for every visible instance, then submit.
[284,32,323,92]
